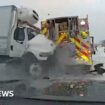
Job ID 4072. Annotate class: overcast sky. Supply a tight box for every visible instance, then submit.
[0,0,105,42]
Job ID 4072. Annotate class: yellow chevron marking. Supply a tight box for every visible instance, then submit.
[55,33,67,45]
[76,49,92,64]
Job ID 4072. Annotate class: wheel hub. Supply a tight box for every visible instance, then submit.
[29,63,42,77]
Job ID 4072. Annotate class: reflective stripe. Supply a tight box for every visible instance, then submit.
[70,37,92,64]
[82,42,89,49]
[76,46,89,57]
[74,37,89,49]
[76,49,92,64]
[41,21,49,38]
[55,32,67,45]
[41,28,48,35]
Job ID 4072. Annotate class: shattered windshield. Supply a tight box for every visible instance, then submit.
[0,0,105,104]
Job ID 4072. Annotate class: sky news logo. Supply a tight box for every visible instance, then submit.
[0,91,14,97]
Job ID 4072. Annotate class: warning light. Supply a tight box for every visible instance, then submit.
[80,93,84,97]
[80,20,86,25]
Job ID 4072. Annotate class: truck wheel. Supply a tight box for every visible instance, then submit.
[22,53,42,78]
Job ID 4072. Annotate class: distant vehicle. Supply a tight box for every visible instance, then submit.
[93,45,105,69]
[0,5,55,77]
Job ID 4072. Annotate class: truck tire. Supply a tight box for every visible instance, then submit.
[22,53,42,78]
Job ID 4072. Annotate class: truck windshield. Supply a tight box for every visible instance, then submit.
[27,28,37,40]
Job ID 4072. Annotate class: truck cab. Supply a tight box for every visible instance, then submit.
[11,26,55,60]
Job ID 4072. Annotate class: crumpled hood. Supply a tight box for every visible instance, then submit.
[28,34,56,52]
[28,34,53,45]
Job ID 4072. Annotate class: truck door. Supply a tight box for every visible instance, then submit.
[9,27,27,57]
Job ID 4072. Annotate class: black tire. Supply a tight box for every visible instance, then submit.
[22,53,42,78]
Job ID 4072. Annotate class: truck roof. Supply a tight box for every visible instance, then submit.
[46,16,78,21]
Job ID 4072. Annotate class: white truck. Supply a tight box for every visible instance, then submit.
[0,5,55,77]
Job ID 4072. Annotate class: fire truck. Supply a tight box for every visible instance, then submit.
[41,16,95,71]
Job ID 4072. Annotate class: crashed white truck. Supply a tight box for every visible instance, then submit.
[0,5,55,77]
